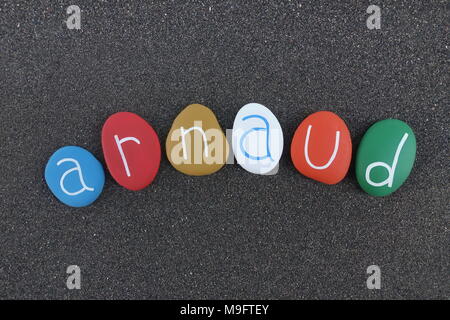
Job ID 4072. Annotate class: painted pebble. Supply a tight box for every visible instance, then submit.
[102,112,161,191]
[166,104,229,176]
[356,119,416,197]
[291,111,352,184]
[45,146,105,207]
[232,103,284,175]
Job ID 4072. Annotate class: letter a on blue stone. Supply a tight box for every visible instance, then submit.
[240,115,273,161]
[45,146,105,207]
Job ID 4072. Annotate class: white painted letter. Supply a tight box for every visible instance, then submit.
[114,135,141,177]
[365,133,408,187]
[304,125,340,170]
[57,158,94,196]
[180,126,209,161]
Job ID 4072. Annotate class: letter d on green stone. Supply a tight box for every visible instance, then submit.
[356,119,416,197]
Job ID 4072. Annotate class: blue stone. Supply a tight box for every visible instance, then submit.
[45,146,105,207]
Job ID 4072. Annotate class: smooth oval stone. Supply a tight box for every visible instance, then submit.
[356,119,416,196]
[166,104,229,176]
[291,111,352,184]
[232,103,283,175]
[45,146,105,207]
[102,112,161,191]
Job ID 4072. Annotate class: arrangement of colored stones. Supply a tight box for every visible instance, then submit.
[44,103,417,207]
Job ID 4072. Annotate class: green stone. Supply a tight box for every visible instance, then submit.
[356,119,416,197]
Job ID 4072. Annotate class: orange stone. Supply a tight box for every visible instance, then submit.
[290,111,352,185]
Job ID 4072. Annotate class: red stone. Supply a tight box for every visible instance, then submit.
[102,112,161,191]
[290,111,352,185]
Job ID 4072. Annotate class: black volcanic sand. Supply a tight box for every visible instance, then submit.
[0,1,448,299]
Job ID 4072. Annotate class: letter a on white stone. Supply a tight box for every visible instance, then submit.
[304,125,340,170]
[57,158,94,196]
[365,133,408,188]
[114,135,141,177]
[180,126,209,160]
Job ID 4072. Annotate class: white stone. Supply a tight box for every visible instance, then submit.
[232,103,284,175]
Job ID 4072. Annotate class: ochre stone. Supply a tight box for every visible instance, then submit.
[166,104,229,176]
